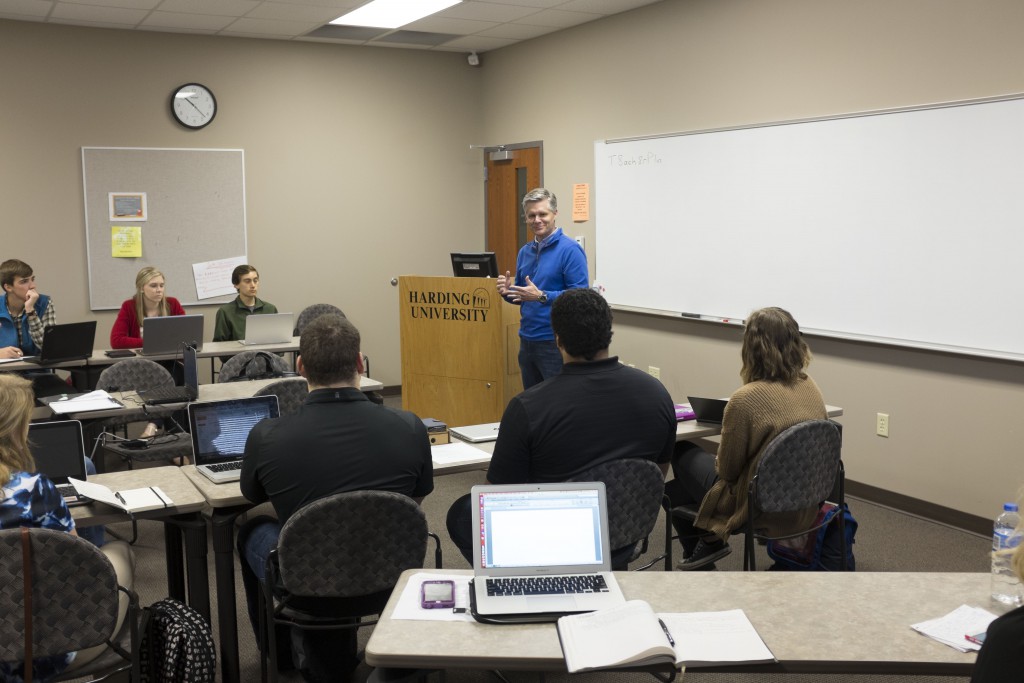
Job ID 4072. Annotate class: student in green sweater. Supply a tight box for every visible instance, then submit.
[213,264,278,342]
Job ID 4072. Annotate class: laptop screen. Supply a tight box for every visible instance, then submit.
[475,486,607,571]
[188,396,279,465]
[28,420,88,484]
[182,345,198,393]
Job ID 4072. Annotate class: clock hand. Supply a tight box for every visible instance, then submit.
[186,98,204,114]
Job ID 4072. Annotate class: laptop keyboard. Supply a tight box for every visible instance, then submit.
[485,575,610,597]
[56,483,78,499]
[143,387,190,403]
[206,461,243,473]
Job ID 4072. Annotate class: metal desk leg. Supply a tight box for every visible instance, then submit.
[210,505,250,683]
[175,513,211,622]
[164,521,186,602]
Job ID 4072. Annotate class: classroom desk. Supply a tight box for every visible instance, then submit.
[366,569,982,676]
[72,466,212,620]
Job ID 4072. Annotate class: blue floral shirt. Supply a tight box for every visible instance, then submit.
[1,471,77,681]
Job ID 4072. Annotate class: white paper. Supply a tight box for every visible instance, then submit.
[390,572,474,622]
[660,609,776,664]
[192,255,247,299]
[48,390,122,414]
[911,604,998,652]
[431,441,491,466]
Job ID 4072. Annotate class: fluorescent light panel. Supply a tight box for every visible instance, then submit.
[330,0,462,29]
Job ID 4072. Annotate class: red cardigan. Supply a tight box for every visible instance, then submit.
[110,297,187,349]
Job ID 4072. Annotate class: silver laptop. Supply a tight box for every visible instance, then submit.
[450,422,501,443]
[687,396,729,425]
[471,482,625,618]
[140,314,204,355]
[188,395,279,484]
[28,420,89,507]
[239,312,294,346]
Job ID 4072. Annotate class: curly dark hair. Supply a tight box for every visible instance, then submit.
[550,288,612,361]
[740,307,811,384]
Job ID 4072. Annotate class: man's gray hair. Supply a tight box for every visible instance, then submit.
[521,188,557,213]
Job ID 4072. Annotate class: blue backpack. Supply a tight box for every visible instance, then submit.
[766,502,857,571]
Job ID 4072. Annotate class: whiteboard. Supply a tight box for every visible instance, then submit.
[82,147,246,310]
[594,95,1024,361]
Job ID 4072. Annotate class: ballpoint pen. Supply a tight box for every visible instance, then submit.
[658,618,675,646]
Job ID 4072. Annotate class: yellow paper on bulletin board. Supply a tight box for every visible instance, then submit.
[112,226,142,257]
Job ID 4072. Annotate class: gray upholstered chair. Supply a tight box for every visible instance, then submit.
[671,419,845,571]
[253,378,309,418]
[259,490,440,682]
[0,528,140,682]
[569,458,668,571]
[95,358,193,469]
[293,303,345,335]
[217,351,291,383]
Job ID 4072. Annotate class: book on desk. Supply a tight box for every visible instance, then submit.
[556,600,775,673]
[69,478,173,513]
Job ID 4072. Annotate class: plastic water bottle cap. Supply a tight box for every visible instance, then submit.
[1004,503,1019,512]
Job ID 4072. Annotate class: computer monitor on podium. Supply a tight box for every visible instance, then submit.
[451,252,498,278]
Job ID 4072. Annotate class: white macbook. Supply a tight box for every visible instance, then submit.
[450,422,501,443]
[470,482,625,619]
[188,395,279,484]
[239,313,294,346]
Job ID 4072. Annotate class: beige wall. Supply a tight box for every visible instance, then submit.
[4,0,1024,519]
[477,0,1024,520]
[0,19,484,387]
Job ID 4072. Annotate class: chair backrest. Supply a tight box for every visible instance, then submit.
[217,350,291,383]
[293,303,345,335]
[96,357,175,392]
[275,490,427,598]
[0,528,120,659]
[751,419,842,515]
[568,458,665,551]
[253,378,309,417]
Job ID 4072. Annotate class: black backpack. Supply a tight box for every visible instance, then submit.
[139,598,217,682]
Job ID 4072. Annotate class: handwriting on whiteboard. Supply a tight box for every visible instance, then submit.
[604,152,663,167]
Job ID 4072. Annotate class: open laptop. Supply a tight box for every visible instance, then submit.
[687,396,729,425]
[28,420,89,507]
[141,344,199,405]
[470,482,625,619]
[140,314,204,355]
[450,422,501,443]
[239,312,294,346]
[20,321,96,366]
[188,395,279,484]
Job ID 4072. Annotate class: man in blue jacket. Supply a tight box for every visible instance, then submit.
[0,259,55,359]
[497,188,589,389]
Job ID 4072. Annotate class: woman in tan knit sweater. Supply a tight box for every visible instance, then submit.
[667,307,827,570]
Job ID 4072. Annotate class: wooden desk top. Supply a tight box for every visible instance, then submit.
[71,465,208,528]
[366,569,982,675]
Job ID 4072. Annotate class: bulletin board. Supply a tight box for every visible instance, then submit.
[82,147,247,310]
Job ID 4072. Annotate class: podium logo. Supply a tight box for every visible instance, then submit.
[408,288,489,323]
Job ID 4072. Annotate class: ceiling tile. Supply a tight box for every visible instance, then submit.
[403,15,498,35]
[477,21,558,40]
[142,11,236,31]
[155,0,259,17]
[52,3,150,24]
[222,15,321,36]
[439,1,540,23]
[246,1,342,22]
[515,7,600,27]
[438,34,516,51]
[0,0,52,19]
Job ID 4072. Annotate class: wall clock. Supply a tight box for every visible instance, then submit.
[171,83,217,130]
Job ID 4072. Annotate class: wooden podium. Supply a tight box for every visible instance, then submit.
[399,276,523,427]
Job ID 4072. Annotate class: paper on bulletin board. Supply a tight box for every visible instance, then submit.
[192,255,247,300]
[111,226,142,257]
[109,192,147,221]
[572,183,590,222]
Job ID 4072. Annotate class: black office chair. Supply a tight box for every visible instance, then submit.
[258,490,442,683]
[0,528,140,682]
[569,458,670,571]
[253,377,309,418]
[671,419,845,571]
[217,350,291,383]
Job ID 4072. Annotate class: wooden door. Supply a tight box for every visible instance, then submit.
[485,145,541,275]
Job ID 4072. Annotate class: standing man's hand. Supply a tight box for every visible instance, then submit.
[496,271,513,296]
[507,275,544,303]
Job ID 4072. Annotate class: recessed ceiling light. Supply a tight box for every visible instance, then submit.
[330,0,462,29]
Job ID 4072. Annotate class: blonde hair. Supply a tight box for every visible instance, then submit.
[134,266,170,323]
[0,374,36,490]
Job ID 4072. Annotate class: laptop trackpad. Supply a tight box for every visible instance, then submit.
[527,595,577,612]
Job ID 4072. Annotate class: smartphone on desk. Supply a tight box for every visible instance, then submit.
[420,580,455,609]
[105,349,136,358]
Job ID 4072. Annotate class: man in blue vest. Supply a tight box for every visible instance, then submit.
[497,188,589,389]
[0,259,55,359]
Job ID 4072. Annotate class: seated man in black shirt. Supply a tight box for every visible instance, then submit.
[238,314,433,682]
[446,287,676,568]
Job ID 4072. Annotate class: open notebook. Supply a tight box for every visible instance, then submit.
[470,482,625,620]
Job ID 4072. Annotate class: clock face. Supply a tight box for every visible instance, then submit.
[171,83,217,130]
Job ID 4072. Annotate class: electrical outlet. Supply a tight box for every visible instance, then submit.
[648,366,660,379]
[876,412,889,438]
[574,235,585,250]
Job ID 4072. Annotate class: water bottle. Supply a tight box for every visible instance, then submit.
[991,503,1022,605]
